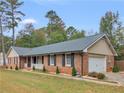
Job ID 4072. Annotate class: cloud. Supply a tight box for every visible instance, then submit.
[22,18,37,24]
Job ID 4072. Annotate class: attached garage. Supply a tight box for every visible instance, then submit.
[88,55,106,72]
[87,37,116,73]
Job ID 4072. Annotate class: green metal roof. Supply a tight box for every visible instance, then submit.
[11,33,106,56]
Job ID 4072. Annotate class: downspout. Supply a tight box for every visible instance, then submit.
[80,52,83,76]
[31,56,32,68]
[20,57,21,69]
[18,56,20,69]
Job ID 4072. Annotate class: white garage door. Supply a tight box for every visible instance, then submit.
[88,56,106,72]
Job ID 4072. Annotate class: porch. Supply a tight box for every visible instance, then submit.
[20,56,44,70]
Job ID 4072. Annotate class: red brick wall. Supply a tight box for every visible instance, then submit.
[115,60,124,71]
[8,57,19,69]
[106,55,114,72]
[56,54,72,75]
[82,53,88,75]
[43,54,82,75]
[19,57,26,69]
[7,54,114,75]
[74,54,82,74]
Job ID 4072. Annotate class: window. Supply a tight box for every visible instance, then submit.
[50,55,54,65]
[65,54,71,66]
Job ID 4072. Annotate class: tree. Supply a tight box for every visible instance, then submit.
[66,26,77,39]
[16,24,46,47]
[16,23,34,47]
[16,34,31,47]
[5,0,25,45]
[0,0,8,65]
[115,27,124,60]
[66,26,85,40]
[0,35,12,52]
[45,10,65,32]
[70,30,85,40]
[31,29,46,47]
[100,11,122,47]
[45,10,67,43]
[47,30,67,44]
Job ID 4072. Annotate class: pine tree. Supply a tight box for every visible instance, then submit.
[5,0,25,45]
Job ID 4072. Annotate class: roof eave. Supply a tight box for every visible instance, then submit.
[83,34,106,52]
[7,46,19,57]
[83,34,118,56]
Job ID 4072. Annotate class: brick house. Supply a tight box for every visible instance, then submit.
[7,33,117,75]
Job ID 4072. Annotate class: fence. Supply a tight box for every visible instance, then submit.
[115,60,124,71]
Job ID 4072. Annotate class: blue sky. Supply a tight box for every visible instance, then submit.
[5,0,124,36]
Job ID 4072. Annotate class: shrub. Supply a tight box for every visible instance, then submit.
[33,66,35,70]
[97,73,105,79]
[56,66,60,74]
[72,67,77,76]
[112,65,120,73]
[43,66,46,72]
[6,66,8,69]
[15,65,18,70]
[88,72,98,78]
[10,66,12,70]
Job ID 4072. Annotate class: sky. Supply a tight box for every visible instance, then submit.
[5,0,124,36]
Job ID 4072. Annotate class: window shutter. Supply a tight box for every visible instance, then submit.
[54,55,56,66]
[42,56,44,64]
[48,55,50,66]
[71,53,74,67]
[62,54,65,67]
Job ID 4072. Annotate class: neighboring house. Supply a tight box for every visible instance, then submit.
[7,33,117,75]
[0,52,8,66]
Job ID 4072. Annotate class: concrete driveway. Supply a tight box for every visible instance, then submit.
[105,72,124,85]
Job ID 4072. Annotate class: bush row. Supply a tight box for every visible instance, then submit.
[88,72,105,79]
[33,66,77,76]
[7,65,19,70]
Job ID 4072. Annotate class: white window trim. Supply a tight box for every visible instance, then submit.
[50,54,55,66]
[65,53,71,67]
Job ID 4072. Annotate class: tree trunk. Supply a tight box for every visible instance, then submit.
[0,18,6,66]
[12,26,15,46]
[11,1,15,46]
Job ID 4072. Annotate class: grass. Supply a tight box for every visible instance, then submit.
[0,70,124,93]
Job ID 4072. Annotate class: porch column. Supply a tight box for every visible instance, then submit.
[26,57,28,68]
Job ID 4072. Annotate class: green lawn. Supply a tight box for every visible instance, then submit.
[0,70,124,93]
